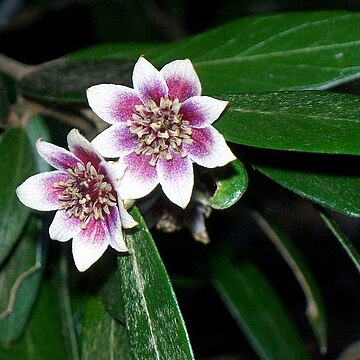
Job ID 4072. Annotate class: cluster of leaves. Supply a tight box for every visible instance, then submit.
[1,10,360,359]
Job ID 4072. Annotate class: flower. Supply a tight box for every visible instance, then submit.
[16,129,137,272]
[87,56,236,209]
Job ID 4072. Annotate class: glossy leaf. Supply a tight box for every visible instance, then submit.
[118,207,194,360]
[252,210,327,354]
[210,254,311,360]
[216,91,360,155]
[148,11,360,93]
[26,115,52,172]
[0,127,36,265]
[0,281,66,359]
[19,58,135,104]
[209,159,248,209]
[249,150,360,217]
[81,297,130,360]
[0,217,44,346]
[318,208,360,273]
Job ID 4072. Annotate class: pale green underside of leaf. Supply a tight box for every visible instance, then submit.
[118,207,194,360]
[216,91,360,155]
[211,253,311,360]
[0,128,36,266]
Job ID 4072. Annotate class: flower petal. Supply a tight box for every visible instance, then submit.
[67,129,102,168]
[157,153,193,209]
[91,124,138,158]
[161,59,201,102]
[16,171,68,211]
[36,139,80,171]
[87,84,142,124]
[118,202,138,229]
[49,210,81,242]
[104,206,128,252]
[185,127,236,168]
[71,219,110,272]
[118,153,159,200]
[181,96,228,128]
[132,57,168,104]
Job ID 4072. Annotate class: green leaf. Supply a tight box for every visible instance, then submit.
[0,127,36,265]
[216,91,360,155]
[19,58,135,104]
[26,115,52,173]
[318,208,360,273]
[250,151,360,217]
[252,210,327,354]
[81,297,131,360]
[0,216,44,347]
[0,280,66,359]
[118,207,194,360]
[209,159,248,209]
[148,11,360,93]
[210,254,311,360]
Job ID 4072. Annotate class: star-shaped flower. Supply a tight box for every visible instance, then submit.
[16,129,137,271]
[87,57,236,208]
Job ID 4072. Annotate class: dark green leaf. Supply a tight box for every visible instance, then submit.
[148,11,360,93]
[0,127,36,265]
[216,92,360,155]
[0,280,66,359]
[209,159,248,209]
[318,208,360,273]
[0,216,44,346]
[118,207,194,360]
[211,254,311,360]
[250,150,360,217]
[19,58,135,105]
[81,297,130,360]
[252,210,327,354]
[26,115,52,172]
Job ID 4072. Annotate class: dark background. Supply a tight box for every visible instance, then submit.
[2,1,360,359]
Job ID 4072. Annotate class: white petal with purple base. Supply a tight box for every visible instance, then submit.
[49,210,82,242]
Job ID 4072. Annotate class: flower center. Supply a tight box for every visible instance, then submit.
[53,162,117,229]
[127,97,193,166]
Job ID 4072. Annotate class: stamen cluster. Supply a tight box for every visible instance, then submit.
[127,97,193,166]
[54,161,117,228]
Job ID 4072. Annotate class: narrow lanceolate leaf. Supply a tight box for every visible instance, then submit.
[252,210,327,354]
[148,11,360,93]
[0,217,44,347]
[318,208,360,273]
[118,207,194,360]
[216,92,360,155]
[19,58,135,104]
[81,298,131,360]
[209,159,248,209]
[211,254,311,360]
[0,280,66,360]
[0,127,36,265]
[26,115,52,172]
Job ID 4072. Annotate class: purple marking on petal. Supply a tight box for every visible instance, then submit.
[87,84,142,124]
[105,206,127,252]
[16,171,69,211]
[49,209,81,242]
[72,218,109,271]
[161,59,201,102]
[36,140,80,171]
[180,96,228,128]
[133,57,168,104]
[119,153,159,200]
[67,129,102,168]
[185,127,236,168]
[157,152,194,208]
[91,124,138,158]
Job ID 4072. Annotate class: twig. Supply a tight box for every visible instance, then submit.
[0,52,35,80]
